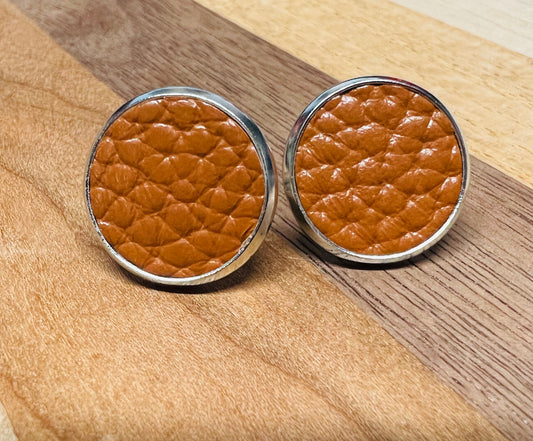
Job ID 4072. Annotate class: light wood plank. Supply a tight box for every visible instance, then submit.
[194,0,533,187]
[0,403,17,441]
[392,0,533,57]
[393,0,533,58]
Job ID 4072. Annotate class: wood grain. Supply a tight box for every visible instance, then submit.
[10,0,532,438]
[391,0,533,57]
[0,0,530,440]
[0,4,510,439]
[194,0,533,187]
[0,403,16,441]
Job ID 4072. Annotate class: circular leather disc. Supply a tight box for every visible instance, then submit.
[284,77,469,263]
[87,88,276,285]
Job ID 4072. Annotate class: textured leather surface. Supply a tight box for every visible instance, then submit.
[89,97,265,277]
[295,84,463,255]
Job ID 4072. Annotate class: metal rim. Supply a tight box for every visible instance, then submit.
[283,76,470,264]
[86,87,277,285]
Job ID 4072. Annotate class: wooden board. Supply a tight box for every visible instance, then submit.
[195,0,533,187]
[391,0,533,57]
[0,0,531,440]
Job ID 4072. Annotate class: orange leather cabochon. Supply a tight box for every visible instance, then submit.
[89,97,265,278]
[295,84,463,256]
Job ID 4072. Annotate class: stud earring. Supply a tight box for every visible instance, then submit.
[86,87,277,285]
[283,76,469,263]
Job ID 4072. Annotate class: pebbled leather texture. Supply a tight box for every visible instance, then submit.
[89,97,265,278]
[295,84,463,255]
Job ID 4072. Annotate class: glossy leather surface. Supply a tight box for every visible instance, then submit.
[89,97,265,277]
[295,84,463,255]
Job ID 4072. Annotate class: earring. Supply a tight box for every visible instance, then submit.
[86,87,277,285]
[283,76,469,263]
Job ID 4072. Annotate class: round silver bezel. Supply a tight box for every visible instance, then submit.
[86,87,277,285]
[283,76,469,264]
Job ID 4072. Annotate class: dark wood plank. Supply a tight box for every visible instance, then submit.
[10,0,532,439]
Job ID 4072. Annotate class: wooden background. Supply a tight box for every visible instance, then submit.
[0,0,531,440]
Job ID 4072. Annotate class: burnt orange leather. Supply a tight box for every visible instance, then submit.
[89,97,265,277]
[295,84,463,255]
